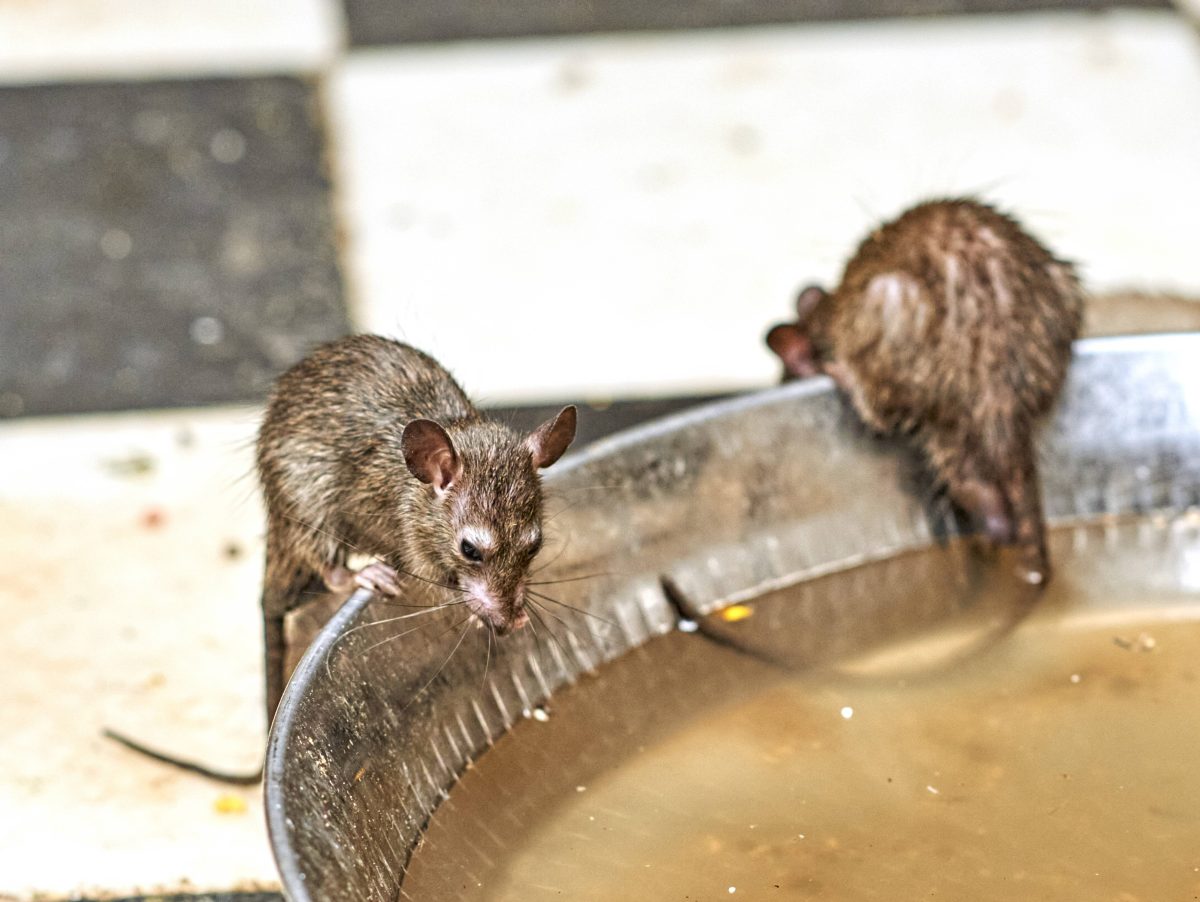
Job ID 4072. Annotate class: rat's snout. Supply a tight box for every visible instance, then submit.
[462,578,529,633]
[488,608,529,637]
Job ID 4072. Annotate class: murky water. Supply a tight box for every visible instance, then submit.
[404,517,1200,901]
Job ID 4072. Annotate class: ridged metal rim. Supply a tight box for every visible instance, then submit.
[266,332,1200,901]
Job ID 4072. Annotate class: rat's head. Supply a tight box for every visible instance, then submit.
[401,406,577,634]
[765,284,830,381]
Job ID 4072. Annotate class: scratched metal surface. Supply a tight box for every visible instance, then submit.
[265,333,1200,901]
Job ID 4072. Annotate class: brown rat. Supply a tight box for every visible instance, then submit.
[766,198,1083,585]
[106,335,576,781]
[257,334,577,725]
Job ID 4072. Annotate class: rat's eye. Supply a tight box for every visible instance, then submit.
[460,539,484,562]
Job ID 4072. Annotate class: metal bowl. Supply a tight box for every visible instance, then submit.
[265,334,1200,901]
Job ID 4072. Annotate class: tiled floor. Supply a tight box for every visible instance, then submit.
[2,1,1199,898]
[0,76,347,416]
[333,11,1200,401]
[340,0,1171,44]
[0,1,340,83]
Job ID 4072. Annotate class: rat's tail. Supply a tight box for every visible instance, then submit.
[102,728,262,784]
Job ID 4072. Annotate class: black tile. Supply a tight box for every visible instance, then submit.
[0,77,349,419]
[344,0,1168,45]
[488,393,734,449]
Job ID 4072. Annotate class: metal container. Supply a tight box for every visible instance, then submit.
[265,334,1200,901]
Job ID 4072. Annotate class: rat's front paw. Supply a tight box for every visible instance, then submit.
[354,562,402,596]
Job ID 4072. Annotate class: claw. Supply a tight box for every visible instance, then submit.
[1017,566,1046,586]
[1015,546,1051,588]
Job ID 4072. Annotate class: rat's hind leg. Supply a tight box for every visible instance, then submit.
[260,519,341,725]
[929,432,1051,586]
[949,469,1013,545]
[260,563,326,726]
[999,442,1051,586]
[924,435,1014,544]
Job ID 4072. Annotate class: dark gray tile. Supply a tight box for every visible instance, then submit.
[0,77,349,418]
[488,394,733,449]
[344,0,1168,45]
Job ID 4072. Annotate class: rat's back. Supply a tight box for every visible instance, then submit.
[256,334,478,520]
[828,198,1083,438]
[264,334,474,431]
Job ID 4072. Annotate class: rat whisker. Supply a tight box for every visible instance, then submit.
[393,616,474,718]
[379,560,469,594]
[352,602,466,632]
[542,497,592,523]
[526,603,574,666]
[357,608,471,666]
[361,612,463,655]
[527,572,610,587]
[526,597,579,636]
[529,540,573,575]
[365,598,466,609]
[408,572,469,593]
[526,589,616,628]
[481,622,494,691]
[532,539,578,573]
[324,601,466,678]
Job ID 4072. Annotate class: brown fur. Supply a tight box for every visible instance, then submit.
[767,198,1083,584]
[256,334,575,723]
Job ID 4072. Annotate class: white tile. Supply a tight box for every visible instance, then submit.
[0,0,343,83]
[330,11,1200,404]
[0,408,276,896]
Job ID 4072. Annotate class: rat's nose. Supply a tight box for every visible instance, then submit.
[493,598,528,633]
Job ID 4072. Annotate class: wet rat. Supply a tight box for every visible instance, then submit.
[766,198,1083,585]
[106,335,577,781]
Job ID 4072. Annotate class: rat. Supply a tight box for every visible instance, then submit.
[106,334,576,782]
[766,198,1083,585]
[256,334,578,725]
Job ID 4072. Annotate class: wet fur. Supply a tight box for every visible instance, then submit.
[768,199,1083,583]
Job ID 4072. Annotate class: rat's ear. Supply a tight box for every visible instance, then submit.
[795,284,828,322]
[766,323,818,379]
[527,405,577,470]
[402,419,460,492]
